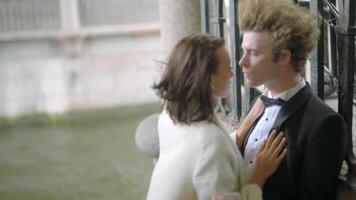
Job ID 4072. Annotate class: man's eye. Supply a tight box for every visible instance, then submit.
[251,51,259,56]
[242,50,249,56]
[242,50,258,56]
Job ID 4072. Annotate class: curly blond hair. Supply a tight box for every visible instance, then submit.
[238,0,320,72]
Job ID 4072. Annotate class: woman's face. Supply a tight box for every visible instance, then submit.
[211,46,233,98]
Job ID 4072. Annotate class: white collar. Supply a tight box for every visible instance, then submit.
[267,78,306,101]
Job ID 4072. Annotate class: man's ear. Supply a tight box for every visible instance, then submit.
[279,49,292,65]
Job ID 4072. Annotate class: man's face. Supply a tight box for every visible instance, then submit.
[239,31,281,87]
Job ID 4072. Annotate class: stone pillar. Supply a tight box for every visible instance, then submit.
[158,0,201,60]
[56,0,82,114]
[60,0,80,30]
[135,0,202,159]
[59,0,83,56]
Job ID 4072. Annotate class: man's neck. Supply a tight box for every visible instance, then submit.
[266,74,302,97]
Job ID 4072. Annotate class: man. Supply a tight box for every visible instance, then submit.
[235,0,347,199]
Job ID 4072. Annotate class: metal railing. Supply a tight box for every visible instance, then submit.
[0,0,60,32]
[78,0,159,27]
[0,0,159,39]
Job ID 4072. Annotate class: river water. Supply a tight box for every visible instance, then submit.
[0,103,158,200]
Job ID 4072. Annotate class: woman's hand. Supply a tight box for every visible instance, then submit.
[250,129,287,187]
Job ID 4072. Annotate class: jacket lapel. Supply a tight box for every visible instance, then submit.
[272,84,313,132]
[240,96,264,155]
[241,113,263,155]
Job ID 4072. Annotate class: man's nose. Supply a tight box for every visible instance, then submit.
[238,55,247,68]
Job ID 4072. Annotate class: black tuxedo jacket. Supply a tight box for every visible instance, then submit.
[241,84,347,200]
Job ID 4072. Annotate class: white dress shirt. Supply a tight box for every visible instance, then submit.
[244,78,306,180]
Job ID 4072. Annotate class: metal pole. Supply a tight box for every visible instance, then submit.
[328,0,338,76]
[210,0,225,37]
[336,0,356,189]
[228,0,242,119]
[200,0,209,33]
[310,0,325,99]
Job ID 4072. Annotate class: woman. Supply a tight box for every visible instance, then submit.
[147,33,286,200]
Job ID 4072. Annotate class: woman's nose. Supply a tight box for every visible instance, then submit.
[229,69,234,77]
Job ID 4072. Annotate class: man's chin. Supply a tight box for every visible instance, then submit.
[245,81,264,91]
[245,81,260,88]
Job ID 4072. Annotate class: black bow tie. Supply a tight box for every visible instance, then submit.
[260,95,285,107]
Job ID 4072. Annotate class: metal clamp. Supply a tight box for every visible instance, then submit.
[210,17,226,24]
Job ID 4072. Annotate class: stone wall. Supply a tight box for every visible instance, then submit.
[0,0,161,117]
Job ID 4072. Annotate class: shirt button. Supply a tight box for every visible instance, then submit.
[249,160,253,164]
[255,138,258,142]
[266,118,269,121]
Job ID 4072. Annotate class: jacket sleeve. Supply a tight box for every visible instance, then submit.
[192,129,262,200]
[297,113,347,200]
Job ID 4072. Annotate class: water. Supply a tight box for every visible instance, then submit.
[0,103,159,200]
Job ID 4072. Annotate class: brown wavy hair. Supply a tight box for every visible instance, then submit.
[238,0,320,72]
[153,33,225,124]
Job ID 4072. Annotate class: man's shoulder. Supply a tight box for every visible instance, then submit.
[306,94,337,115]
